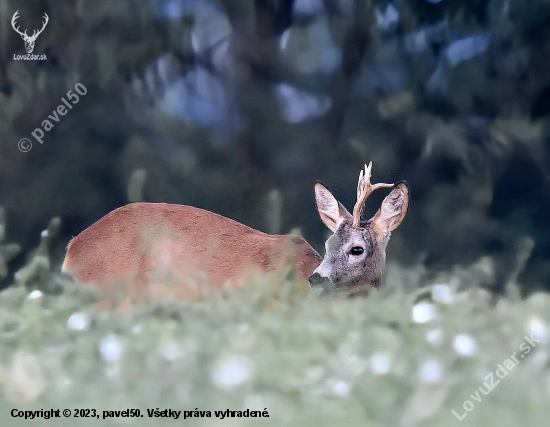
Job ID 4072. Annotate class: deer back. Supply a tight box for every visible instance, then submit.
[63,203,321,305]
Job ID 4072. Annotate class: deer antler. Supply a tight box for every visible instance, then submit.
[30,13,49,40]
[11,11,28,38]
[352,162,394,228]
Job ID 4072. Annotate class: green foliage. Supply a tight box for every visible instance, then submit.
[0,277,549,426]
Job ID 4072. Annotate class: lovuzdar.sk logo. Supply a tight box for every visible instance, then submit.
[12,10,48,60]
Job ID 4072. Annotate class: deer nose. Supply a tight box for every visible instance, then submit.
[308,272,327,287]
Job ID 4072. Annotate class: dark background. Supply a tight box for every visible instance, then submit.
[1,0,550,293]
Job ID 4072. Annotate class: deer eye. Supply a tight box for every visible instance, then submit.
[350,246,364,256]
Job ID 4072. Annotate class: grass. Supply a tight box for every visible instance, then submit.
[0,270,549,427]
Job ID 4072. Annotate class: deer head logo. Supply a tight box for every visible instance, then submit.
[11,11,49,54]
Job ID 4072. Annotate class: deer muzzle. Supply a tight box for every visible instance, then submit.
[308,271,332,289]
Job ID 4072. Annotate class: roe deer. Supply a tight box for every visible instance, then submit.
[62,162,408,305]
[308,162,410,295]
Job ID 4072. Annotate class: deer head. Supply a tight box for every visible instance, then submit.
[309,162,409,295]
[12,11,49,54]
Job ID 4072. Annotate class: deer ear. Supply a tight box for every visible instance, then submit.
[314,182,352,232]
[371,181,409,238]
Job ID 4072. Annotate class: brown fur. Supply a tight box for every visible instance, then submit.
[63,203,321,305]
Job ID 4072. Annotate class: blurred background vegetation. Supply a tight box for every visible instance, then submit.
[1,0,550,425]
[1,0,550,293]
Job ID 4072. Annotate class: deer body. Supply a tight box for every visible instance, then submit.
[62,203,321,303]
